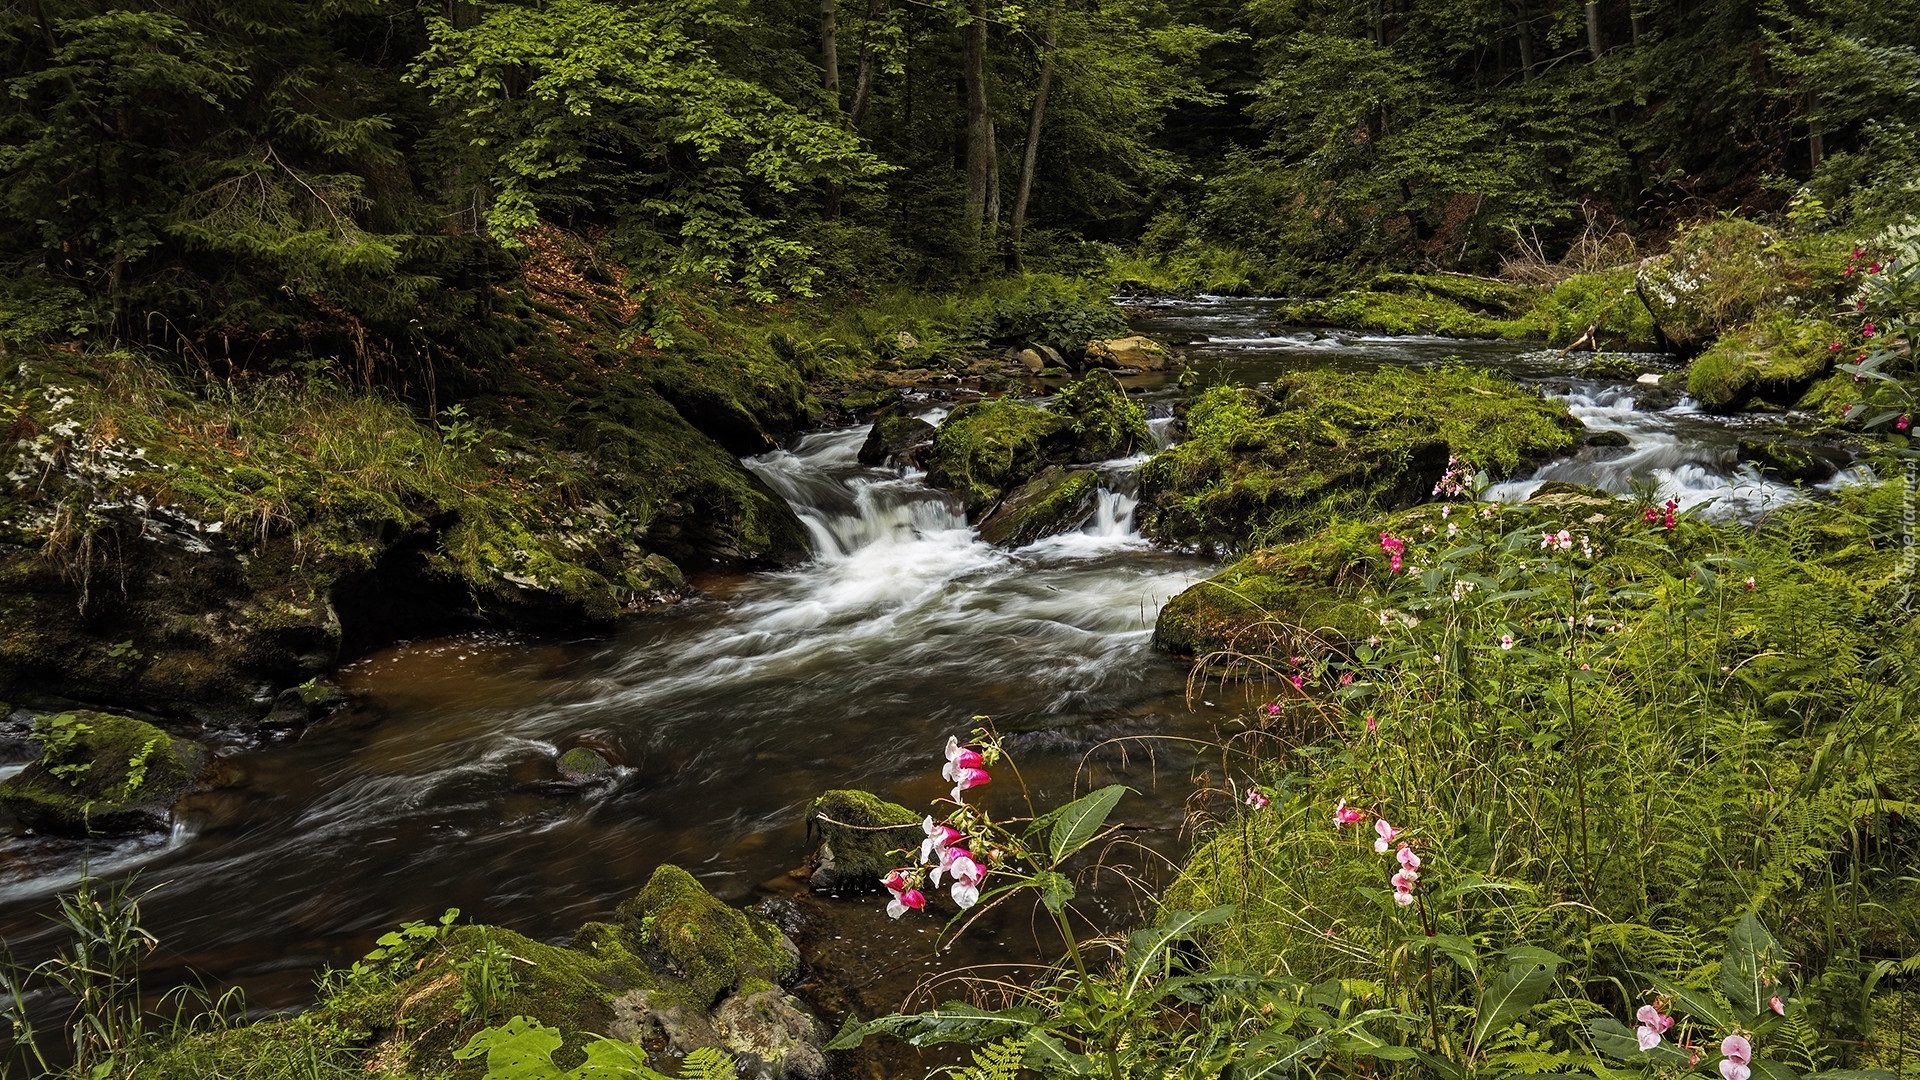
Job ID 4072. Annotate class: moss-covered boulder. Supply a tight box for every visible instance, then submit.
[1155,532,1384,658]
[807,788,921,894]
[1085,335,1170,372]
[977,468,1100,547]
[1138,368,1581,550]
[1051,369,1152,461]
[1635,219,1846,354]
[1277,270,1660,349]
[0,711,201,833]
[1686,315,1843,410]
[925,397,1075,514]
[856,412,937,468]
[617,864,799,1008]
[1737,436,1850,484]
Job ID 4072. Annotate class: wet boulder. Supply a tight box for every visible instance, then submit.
[807,789,921,894]
[977,467,1100,548]
[1738,437,1849,484]
[617,864,800,1006]
[925,398,1075,515]
[556,746,615,783]
[1155,536,1381,659]
[1686,316,1843,411]
[0,710,202,834]
[856,412,936,468]
[1050,370,1152,461]
[714,988,827,1080]
[1084,335,1169,372]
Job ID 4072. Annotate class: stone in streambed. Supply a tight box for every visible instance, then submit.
[0,710,201,834]
[617,864,799,1006]
[976,467,1100,548]
[1084,335,1169,372]
[556,745,614,782]
[806,788,920,894]
[856,412,936,468]
[1737,437,1848,484]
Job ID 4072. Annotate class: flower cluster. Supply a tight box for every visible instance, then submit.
[1432,455,1474,498]
[881,737,998,919]
[1391,843,1420,907]
[1540,529,1573,552]
[1642,497,1679,529]
[1380,532,1405,573]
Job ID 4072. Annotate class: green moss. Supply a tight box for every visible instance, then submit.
[1050,370,1151,460]
[808,789,921,891]
[1636,219,1848,352]
[1687,314,1843,409]
[976,467,1100,547]
[1536,267,1659,347]
[617,864,796,1008]
[1139,368,1580,549]
[1154,526,1386,658]
[1276,270,1663,349]
[0,711,199,833]
[925,397,1075,514]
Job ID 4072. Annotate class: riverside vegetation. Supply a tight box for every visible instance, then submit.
[4,0,1920,1076]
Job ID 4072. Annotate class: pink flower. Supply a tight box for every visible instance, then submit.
[1899,415,1911,432]
[1863,322,1876,337]
[1869,262,1882,273]
[1635,1004,1673,1050]
[944,736,984,773]
[882,870,926,919]
[1334,799,1366,826]
[1395,844,1420,871]
[1719,1035,1752,1080]
[949,766,990,802]
[1744,576,1755,590]
[1829,341,1843,351]
[1390,865,1419,906]
[1289,674,1305,690]
[1365,715,1378,733]
[1853,248,1865,258]
[936,849,986,908]
[1265,702,1282,716]
[1339,671,1354,686]
[921,817,963,862]
[1374,818,1399,853]
[1769,995,1785,1016]
[1245,788,1269,810]
[1500,634,1515,650]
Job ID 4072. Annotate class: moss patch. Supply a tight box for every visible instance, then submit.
[1051,369,1151,460]
[617,864,797,1008]
[925,397,1075,514]
[0,711,200,833]
[1277,270,1661,349]
[1154,526,1386,658]
[808,788,921,893]
[1138,367,1580,549]
[1687,314,1844,410]
[976,467,1100,547]
[1635,219,1847,353]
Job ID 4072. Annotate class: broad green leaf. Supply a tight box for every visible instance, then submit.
[576,1037,664,1079]
[1751,1058,1802,1080]
[1644,974,1733,1027]
[453,1016,569,1078]
[1048,784,1129,863]
[1472,953,1559,1052]
[1722,912,1782,1018]
[1804,1071,1900,1079]
[1412,933,1479,977]
[1228,1026,1330,1079]
[1025,1030,1097,1076]
[1588,1018,1691,1065]
[1123,906,1235,996]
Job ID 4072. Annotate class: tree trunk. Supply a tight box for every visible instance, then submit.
[1512,0,1535,79]
[1585,0,1604,62]
[1007,15,1058,269]
[1809,91,1823,171]
[850,0,883,127]
[820,0,840,100]
[963,0,995,237]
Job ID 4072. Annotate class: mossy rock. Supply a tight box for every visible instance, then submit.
[1635,220,1846,354]
[856,412,936,467]
[1279,278,1520,339]
[1050,370,1152,461]
[1737,437,1849,484]
[617,864,798,1008]
[1686,315,1843,410]
[1154,528,1386,658]
[925,397,1075,515]
[807,789,921,894]
[976,467,1100,547]
[556,746,614,781]
[0,711,201,834]
[1138,368,1580,549]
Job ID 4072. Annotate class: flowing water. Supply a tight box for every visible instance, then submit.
[0,296,1863,1045]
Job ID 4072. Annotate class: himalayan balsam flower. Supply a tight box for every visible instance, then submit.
[1500,634,1515,650]
[1395,844,1421,872]
[1374,818,1399,853]
[1720,1034,1752,1080]
[943,738,991,801]
[1391,867,1418,906]
[1635,1004,1673,1050]
[1289,674,1305,690]
[1334,799,1366,826]
[1769,996,1785,1016]
[1365,715,1379,733]
[1898,415,1911,432]
[934,848,986,908]
[882,870,926,919]
[1245,788,1269,810]
[1862,322,1876,338]
[921,817,963,862]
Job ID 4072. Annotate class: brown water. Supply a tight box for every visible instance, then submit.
[0,298,1857,1061]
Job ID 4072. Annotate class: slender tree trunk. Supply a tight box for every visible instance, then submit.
[1512,0,1535,79]
[1630,10,1644,45]
[963,0,995,238]
[820,0,840,100]
[1007,14,1058,269]
[822,0,843,217]
[1808,91,1823,171]
[1585,0,1604,62]
[850,0,883,127]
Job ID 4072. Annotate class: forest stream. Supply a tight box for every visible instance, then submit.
[0,298,1868,1048]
